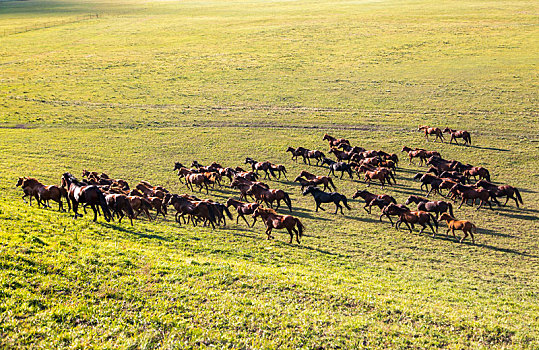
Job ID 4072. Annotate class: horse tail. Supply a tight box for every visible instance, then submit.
[448,202,454,217]
[268,167,276,178]
[283,192,292,211]
[97,191,112,222]
[223,205,233,220]
[390,197,397,204]
[328,177,336,191]
[466,133,471,145]
[207,204,217,225]
[514,188,523,205]
[296,218,304,237]
[484,169,491,182]
[342,195,351,210]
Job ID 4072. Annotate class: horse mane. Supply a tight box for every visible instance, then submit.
[23,177,43,186]
[63,172,86,187]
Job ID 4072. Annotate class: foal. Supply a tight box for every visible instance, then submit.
[438,213,477,243]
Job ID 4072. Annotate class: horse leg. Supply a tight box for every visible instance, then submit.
[287,228,294,244]
[460,230,468,243]
[428,222,436,237]
[458,198,465,209]
[91,204,98,222]
[72,201,80,218]
[240,214,251,227]
[265,227,273,240]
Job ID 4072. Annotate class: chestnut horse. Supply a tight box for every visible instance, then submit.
[61,173,112,222]
[449,183,493,210]
[463,167,491,182]
[352,190,396,214]
[401,146,427,166]
[418,125,444,142]
[474,180,523,207]
[106,194,135,225]
[443,127,471,145]
[252,207,304,244]
[323,134,350,147]
[439,213,476,243]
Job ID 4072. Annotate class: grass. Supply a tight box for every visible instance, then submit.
[0,0,538,348]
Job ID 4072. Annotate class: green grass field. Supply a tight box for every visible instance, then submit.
[1,0,538,348]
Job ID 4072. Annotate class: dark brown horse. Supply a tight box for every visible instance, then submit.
[380,203,410,226]
[418,125,444,142]
[166,194,217,229]
[392,206,438,236]
[443,127,471,145]
[61,173,112,222]
[405,195,454,219]
[252,207,304,244]
[474,180,523,207]
[245,158,276,179]
[286,147,307,162]
[226,198,260,227]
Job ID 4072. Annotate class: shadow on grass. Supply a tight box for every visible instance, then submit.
[465,144,511,152]
[99,222,169,241]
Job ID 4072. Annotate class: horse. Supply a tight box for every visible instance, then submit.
[323,134,350,147]
[413,173,447,197]
[166,194,217,229]
[418,125,444,142]
[17,177,68,211]
[252,207,304,244]
[270,164,288,180]
[245,158,276,179]
[185,173,210,193]
[448,183,493,210]
[127,195,153,221]
[463,167,491,182]
[105,194,135,225]
[247,184,292,211]
[380,203,410,226]
[301,149,325,166]
[405,195,454,219]
[226,198,260,227]
[302,186,351,214]
[426,156,465,173]
[474,180,523,207]
[286,147,307,162]
[295,171,336,191]
[392,206,438,236]
[439,213,476,243]
[61,173,112,222]
[352,190,396,214]
[362,168,391,188]
[401,146,427,166]
[323,159,353,179]
[443,127,471,146]
[329,148,354,163]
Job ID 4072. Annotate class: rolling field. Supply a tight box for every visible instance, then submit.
[1,0,538,348]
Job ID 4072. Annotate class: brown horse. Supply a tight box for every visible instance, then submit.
[166,194,218,229]
[127,195,153,221]
[295,171,336,191]
[394,207,438,236]
[247,184,292,211]
[61,173,112,222]
[245,158,275,179]
[252,207,304,244]
[449,183,493,210]
[185,173,210,193]
[226,198,260,227]
[270,164,288,180]
[106,194,135,225]
[401,146,428,166]
[286,147,307,162]
[323,134,350,147]
[463,167,491,182]
[359,166,391,188]
[474,180,523,207]
[329,148,354,162]
[380,203,410,226]
[16,177,68,211]
[443,127,471,146]
[352,190,396,214]
[439,213,477,243]
[418,125,444,142]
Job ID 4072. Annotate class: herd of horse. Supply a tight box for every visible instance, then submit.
[16,131,522,245]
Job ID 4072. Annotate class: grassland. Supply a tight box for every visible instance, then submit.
[1,0,538,348]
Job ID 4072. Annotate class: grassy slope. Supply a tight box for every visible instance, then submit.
[0,0,538,348]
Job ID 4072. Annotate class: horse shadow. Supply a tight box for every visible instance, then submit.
[98,222,169,241]
[476,226,515,238]
[464,241,538,258]
[465,144,511,152]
